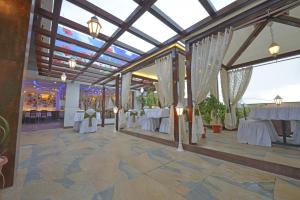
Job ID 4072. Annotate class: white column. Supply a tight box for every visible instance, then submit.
[64,82,80,127]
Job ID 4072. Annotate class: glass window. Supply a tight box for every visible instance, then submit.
[107,44,140,60]
[60,0,118,37]
[210,0,236,10]
[93,62,118,71]
[117,31,155,52]
[132,11,177,42]
[99,54,127,66]
[55,40,96,57]
[154,0,209,29]
[86,0,138,21]
[41,48,50,54]
[57,24,105,48]
[53,51,90,63]
[41,0,53,12]
[41,35,50,44]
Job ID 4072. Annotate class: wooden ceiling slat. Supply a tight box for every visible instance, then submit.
[272,15,300,28]
[48,0,63,73]
[226,21,268,67]
[198,0,217,17]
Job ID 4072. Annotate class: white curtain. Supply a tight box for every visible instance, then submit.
[178,54,188,144]
[119,73,132,129]
[209,76,219,98]
[153,82,165,107]
[121,72,132,110]
[191,27,233,143]
[156,54,174,141]
[221,67,253,129]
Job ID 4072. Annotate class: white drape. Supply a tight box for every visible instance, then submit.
[209,76,218,98]
[191,27,233,143]
[153,82,165,107]
[221,67,253,129]
[156,54,174,141]
[121,72,132,110]
[178,54,188,144]
[119,73,132,129]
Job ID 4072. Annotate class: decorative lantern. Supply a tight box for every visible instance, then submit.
[113,106,118,114]
[274,95,283,105]
[61,72,67,82]
[268,22,280,56]
[69,58,76,69]
[176,102,184,116]
[87,16,101,38]
[140,87,144,93]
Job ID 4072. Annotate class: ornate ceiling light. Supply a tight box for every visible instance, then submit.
[61,72,67,82]
[268,22,280,56]
[68,58,76,69]
[87,16,101,38]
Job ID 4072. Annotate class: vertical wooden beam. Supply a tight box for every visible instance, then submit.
[131,91,135,109]
[115,76,120,131]
[186,44,193,144]
[101,86,105,127]
[0,0,34,187]
[172,49,179,142]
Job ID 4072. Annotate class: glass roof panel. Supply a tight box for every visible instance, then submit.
[93,62,118,71]
[154,0,209,29]
[53,51,90,63]
[132,11,177,42]
[107,44,140,60]
[57,24,105,48]
[117,31,155,52]
[41,48,50,54]
[99,54,127,66]
[210,0,236,10]
[55,40,95,57]
[86,0,138,21]
[60,0,118,37]
[40,17,52,31]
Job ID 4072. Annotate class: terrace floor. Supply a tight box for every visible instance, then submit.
[1,126,300,200]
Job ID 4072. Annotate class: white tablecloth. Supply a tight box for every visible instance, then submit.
[237,119,279,147]
[144,108,169,118]
[249,107,300,120]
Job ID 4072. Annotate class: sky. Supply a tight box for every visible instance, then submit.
[241,57,300,104]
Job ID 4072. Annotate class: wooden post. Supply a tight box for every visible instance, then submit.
[101,86,105,127]
[0,0,34,188]
[131,91,135,109]
[186,44,193,144]
[115,76,120,131]
[172,48,179,142]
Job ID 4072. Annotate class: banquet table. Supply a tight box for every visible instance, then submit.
[248,106,300,144]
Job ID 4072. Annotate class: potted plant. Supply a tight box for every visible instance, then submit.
[198,95,226,133]
[0,115,10,188]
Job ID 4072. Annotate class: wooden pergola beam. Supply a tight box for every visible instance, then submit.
[72,0,157,81]
[272,15,300,28]
[226,21,268,67]
[198,0,216,17]
[48,0,63,73]
[227,49,300,70]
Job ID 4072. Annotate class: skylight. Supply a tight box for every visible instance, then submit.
[86,0,138,21]
[93,62,118,71]
[210,0,236,10]
[108,44,140,60]
[154,0,209,29]
[57,24,105,48]
[117,31,155,52]
[132,11,177,43]
[99,54,127,66]
[60,0,118,37]
[55,40,95,57]
[53,51,90,63]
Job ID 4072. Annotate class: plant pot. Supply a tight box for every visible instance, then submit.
[212,124,222,133]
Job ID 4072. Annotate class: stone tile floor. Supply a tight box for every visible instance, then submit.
[1,126,300,200]
[125,127,300,168]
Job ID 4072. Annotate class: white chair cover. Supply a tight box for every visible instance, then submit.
[159,118,169,133]
[237,119,279,147]
[79,118,97,134]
